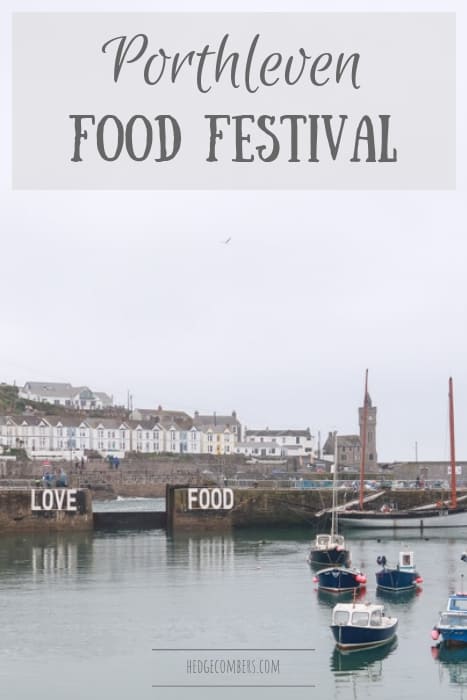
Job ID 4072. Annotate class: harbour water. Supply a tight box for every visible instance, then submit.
[1,497,467,700]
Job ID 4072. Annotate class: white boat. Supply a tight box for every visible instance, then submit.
[339,507,467,530]
[340,376,467,530]
[432,592,467,647]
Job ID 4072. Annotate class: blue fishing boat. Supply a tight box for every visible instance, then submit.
[432,593,467,647]
[375,550,423,592]
[331,602,398,650]
[314,566,367,593]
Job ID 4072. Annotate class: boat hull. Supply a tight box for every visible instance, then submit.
[317,567,364,593]
[331,620,398,650]
[376,568,418,592]
[339,508,467,530]
[437,629,467,647]
[308,548,350,568]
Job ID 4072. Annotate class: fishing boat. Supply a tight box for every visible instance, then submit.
[432,592,467,647]
[314,566,367,593]
[339,375,467,530]
[331,601,398,650]
[308,433,350,568]
[375,549,423,592]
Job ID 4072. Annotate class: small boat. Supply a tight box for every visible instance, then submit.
[375,550,423,592]
[331,602,398,650]
[308,433,350,568]
[314,566,367,593]
[308,533,350,568]
[432,592,467,647]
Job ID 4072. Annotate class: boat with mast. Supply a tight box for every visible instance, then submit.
[308,433,350,567]
[339,375,467,530]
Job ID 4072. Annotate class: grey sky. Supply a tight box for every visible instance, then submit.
[1,0,465,463]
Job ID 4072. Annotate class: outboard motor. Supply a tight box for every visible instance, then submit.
[376,555,387,567]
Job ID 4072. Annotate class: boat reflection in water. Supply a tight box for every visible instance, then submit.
[376,586,422,606]
[331,638,397,679]
[317,586,366,608]
[432,645,467,685]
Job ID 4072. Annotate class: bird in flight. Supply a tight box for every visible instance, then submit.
[221,237,232,244]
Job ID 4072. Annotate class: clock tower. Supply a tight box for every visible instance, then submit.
[358,393,377,470]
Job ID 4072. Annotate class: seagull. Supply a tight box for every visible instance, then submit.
[221,237,232,244]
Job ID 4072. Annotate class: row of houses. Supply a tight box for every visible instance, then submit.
[0,409,314,461]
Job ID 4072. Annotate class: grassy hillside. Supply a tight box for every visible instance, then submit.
[0,383,128,419]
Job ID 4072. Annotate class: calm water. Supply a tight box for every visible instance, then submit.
[1,498,467,700]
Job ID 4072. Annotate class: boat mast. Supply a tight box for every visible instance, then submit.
[449,376,457,508]
[331,431,338,537]
[359,369,369,510]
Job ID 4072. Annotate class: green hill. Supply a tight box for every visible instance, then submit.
[0,383,128,419]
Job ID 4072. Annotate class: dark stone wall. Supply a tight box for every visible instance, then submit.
[167,485,462,530]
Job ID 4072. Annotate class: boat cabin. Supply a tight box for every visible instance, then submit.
[398,550,415,571]
[332,603,386,628]
[447,593,467,612]
[314,534,345,550]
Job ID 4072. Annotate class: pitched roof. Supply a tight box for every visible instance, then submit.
[194,413,240,429]
[94,392,112,404]
[86,418,129,429]
[338,435,361,448]
[132,408,192,429]
[245,428,311,439]
[22,381,74,398]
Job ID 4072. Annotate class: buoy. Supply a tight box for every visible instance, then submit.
[415,576,424,584]
[356,574,367,584]
[431,646,439,659]
[313,576,318,583]
[431,628,440,641]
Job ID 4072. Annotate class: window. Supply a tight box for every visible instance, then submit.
[351,612,369,626]
[333,610,349,625]
[370,610,382,626]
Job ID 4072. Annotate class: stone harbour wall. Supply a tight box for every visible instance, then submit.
[167,485,463,530]
[0,488,93,533]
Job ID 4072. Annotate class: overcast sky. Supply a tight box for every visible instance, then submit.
[1,0,465,463]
